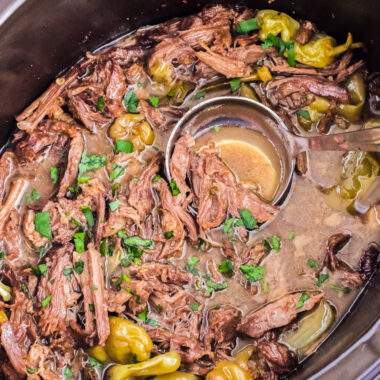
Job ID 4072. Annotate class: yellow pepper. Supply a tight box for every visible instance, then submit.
[333,72,366,122]
[89,346,111,364]
[205,361,251,380]
[256,66,272,84]
[336,152,379,200]
[104,317,152,364]
[0,282,11,302]
[0,311,8,333]
[293,33,359,68]
[106,352,181,380]
[109,113,155,151]
[150,61,175,86]
[239,83,259,101]
[256,10,299,42]
[154,371,200,380]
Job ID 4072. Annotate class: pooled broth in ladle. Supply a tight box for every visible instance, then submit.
[195,125,282,201]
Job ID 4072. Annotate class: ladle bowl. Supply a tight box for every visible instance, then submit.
[165,96,380,205]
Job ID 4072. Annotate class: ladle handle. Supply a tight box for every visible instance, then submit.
[292,127,380,154]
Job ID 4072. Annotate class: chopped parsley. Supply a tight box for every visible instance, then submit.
[230,78,241,92]
[124,90,139,113]
[79,151,106,175]
[223,217,237,243]
[137,307,157,326]
[64,367,72,378]
[35,211,52,239]
[27,368,39,374]
[190,302,199,311]
[288,231,295,240]
[110,163,125,181]
[0,252,4,260]
[26,193,31,204]
[38,264,48,276]
[70,217,84,230]
[238,208,257,230]
[240,265,266,282]
[327,284,351,293]
[263,236,281,252]
[197,238,205,251]
[185,257,199,275]
[78,176,90,184]
[100,238,107,256]
[109,199,120,211]
[41,295,52,307]
[31,189,40,200]
[96,96,105,111]
[316,273,329,287]
[164,231,174,239]
[296,109,311,121]
[205,280,227,294]
[149,96,159,107]
[152,175,161,183]
[262,33,295,67]
[81,206,94,228]
[194,91,206,100]
[50,167,59,184]
[307,258,320,268]
[73,232,86,253]
[74,260,84,274]
[88,356,102,368]
[218,259,234,276]
[115,274,131,290]
[262,281,269,292]
[123,236,152,248]
[63,267,72,279]
[296,292,310,308]
[89,304,95,312]
[213,125,221,132]
[115,140,134,154]
[169,180,180,196]
[236,18,258,34]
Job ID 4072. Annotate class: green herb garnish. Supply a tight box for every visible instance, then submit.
[78,176,91,184]
[64,367,73,378]
[88,356,102,368]
[288,231,295,240]
[79,151,106,175]
[35,211,52,239]
[185,257,199,275]
[262,33,296,67]
[50,167,59,184]
[240,265,266,282]
[213,125,221,132]
[41,295,52,307]
[110,163,125,181]
[149,96,159,107]
[327,284,351,293]
[316,273,329,287]
[230,78,241,92]
[152,175,161,183]
[74,260,84,274]
[124,236,152,248]
[296,110,311,120]
[38,264,48,276]
[115,140,134,154]
[238,208,257,230]
[96,96,105,111]
[296,292,310,308]
[73,232,86,253]
[169,180,180,196]
[190,302,199,311]
[194,91,206,100]
[218,259,234,276]
[109,200,120,211]
[164,231,174,239]
[63,267,72,279]
[124,90,139,113]
[81,206,94,228]
[205,280,227,294]
[307,258,320,268]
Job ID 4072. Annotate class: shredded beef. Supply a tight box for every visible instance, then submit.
[359,243,380,281]
[237,292,324,338]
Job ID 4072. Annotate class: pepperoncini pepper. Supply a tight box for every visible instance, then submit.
[333,72,366,122]
[154,371,201,380]
[0,310,8,332]
[109,113,155,150]
[205,361,251,380]
[336,151,379,200]
[0,282,11,302]
[103,316,152,364]
[256,10,300,42]
[106,351,181,380]
[293,33,359,68]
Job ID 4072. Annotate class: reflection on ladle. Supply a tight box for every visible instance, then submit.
[166,96,380,205]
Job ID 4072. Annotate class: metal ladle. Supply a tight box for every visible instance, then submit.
[165,96,380,204]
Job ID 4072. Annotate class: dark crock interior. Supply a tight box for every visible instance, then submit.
[0,0,379,378]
